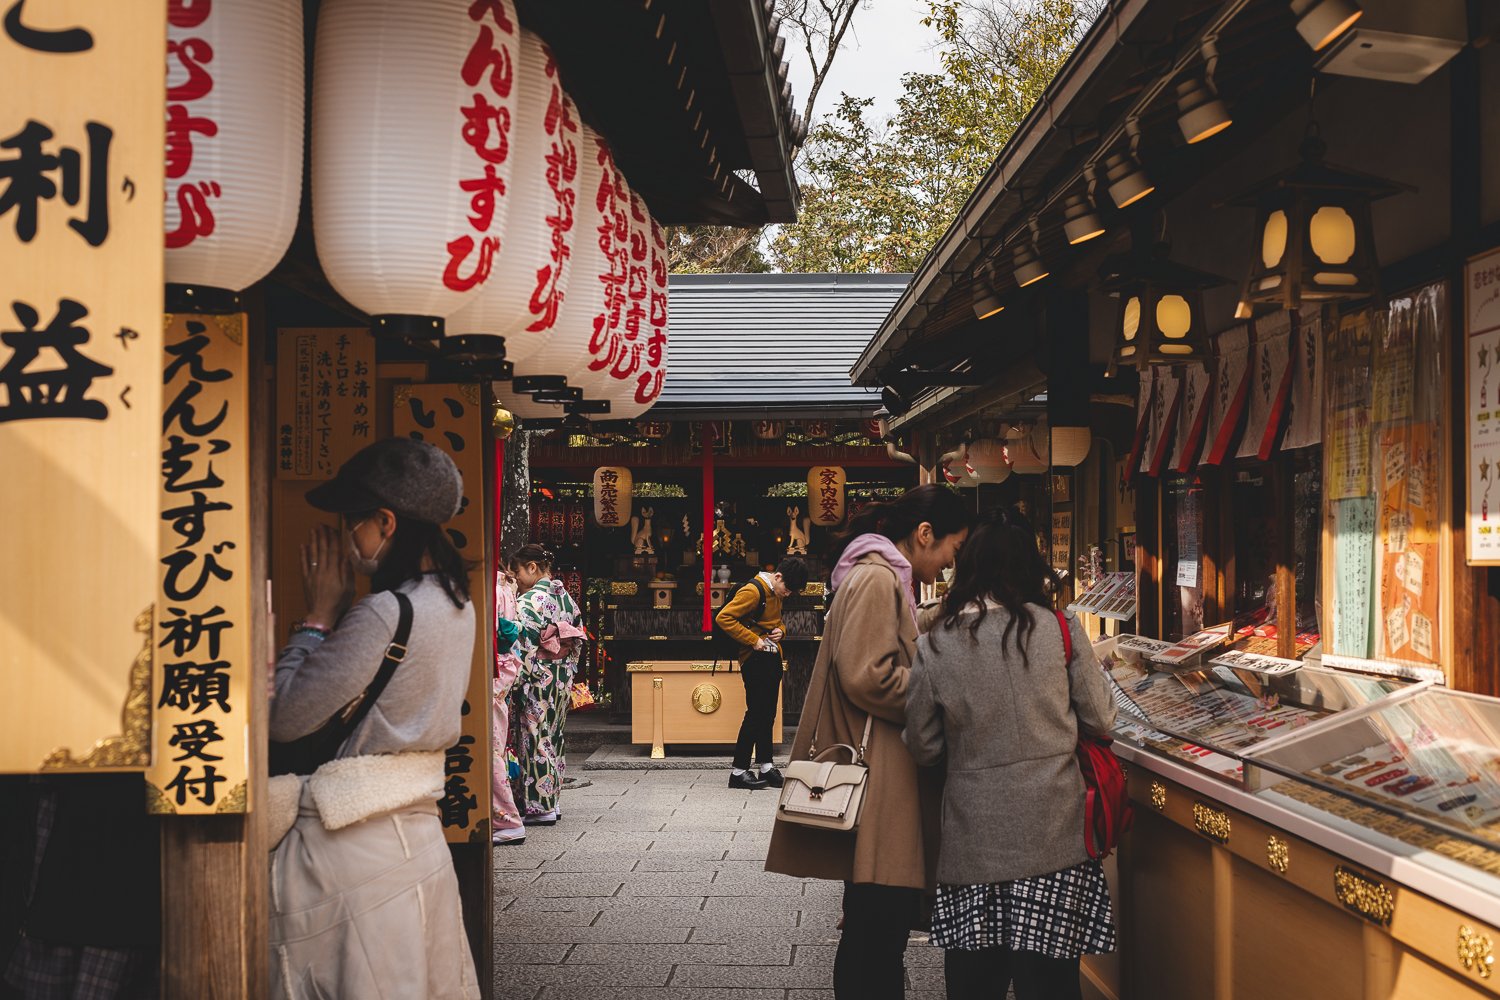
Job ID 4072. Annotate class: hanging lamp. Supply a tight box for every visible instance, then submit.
[1101,243,1229,368]
[1229,123,1408,314]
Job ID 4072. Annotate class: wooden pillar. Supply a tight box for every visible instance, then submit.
[1135,477,1163,638]
[1273,456,1298,658]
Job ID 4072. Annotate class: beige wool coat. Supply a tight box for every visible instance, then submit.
[764,552,943,891]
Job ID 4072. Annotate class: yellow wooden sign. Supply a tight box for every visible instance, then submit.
[275,327,377,480]
[393,383,493,842]
[1,1,167,772]
[146,314,252,813]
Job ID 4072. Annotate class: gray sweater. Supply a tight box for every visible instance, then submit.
[904,604,1116,885]
[272,576,476,758]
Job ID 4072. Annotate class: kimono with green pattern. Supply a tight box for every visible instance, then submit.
[508,578,582,817]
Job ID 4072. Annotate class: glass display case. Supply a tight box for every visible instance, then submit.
[1245,686,1500,863]
[1098,634,1414,784]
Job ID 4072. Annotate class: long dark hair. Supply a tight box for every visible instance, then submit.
[362,512,472,609]
[829,483,970,565]
[933,505,1058,666]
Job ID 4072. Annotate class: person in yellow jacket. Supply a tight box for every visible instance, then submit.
[715,557,808,789]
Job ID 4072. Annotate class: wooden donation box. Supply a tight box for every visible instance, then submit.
[629,660,782,758]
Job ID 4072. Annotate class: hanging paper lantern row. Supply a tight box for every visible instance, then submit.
[592,466,632,527]
[165,0,304,293]
[807,466,846,526]
[313,0,519,325]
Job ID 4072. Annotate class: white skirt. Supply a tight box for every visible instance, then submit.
[270,783,479,1000]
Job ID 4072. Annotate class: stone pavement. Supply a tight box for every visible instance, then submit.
[490,767,949,1000]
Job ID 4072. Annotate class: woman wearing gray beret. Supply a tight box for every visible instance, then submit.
[267,437,480,999]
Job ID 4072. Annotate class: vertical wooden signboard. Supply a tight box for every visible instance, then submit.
[393,383,493,843]
[146,314,252,812]
[1,1,167,771]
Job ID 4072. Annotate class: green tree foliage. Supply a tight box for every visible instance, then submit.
[769,0,1103,274]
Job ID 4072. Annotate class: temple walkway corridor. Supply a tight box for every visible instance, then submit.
[490,767,948,1000]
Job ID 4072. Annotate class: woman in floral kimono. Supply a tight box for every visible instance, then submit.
[492,562,526,844]
[508,545,584,824]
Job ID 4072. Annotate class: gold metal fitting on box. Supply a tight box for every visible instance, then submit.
[1149,781,1166,811]
[1459,925,1494,980]
[1267,836,1289,874]
[1333,866,1394,927]
[1192,802,1230,844]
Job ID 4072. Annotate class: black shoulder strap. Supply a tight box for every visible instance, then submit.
[338,591,414,730]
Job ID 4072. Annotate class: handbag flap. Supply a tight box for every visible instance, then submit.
[784,759,868,793]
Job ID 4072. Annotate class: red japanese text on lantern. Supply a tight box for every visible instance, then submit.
[527,52,577,331]
[165,0,219,249]
[443,0,514,292]
[587,142,631,378]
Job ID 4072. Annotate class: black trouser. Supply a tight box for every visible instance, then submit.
[834,882,922,1000]
[732,651,782,770]
[944,946,1082,1000]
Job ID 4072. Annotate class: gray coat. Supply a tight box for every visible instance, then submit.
[904,603,1116,886]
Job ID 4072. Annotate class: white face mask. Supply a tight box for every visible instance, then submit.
[348,519,389,575]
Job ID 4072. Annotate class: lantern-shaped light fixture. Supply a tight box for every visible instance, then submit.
[1005,427,1048,475]
[592,467,633,527]
[1101,244,1229,368]
[1290,0,1362,52]
[807,466,847,526]
[165,0,304,311]
[967,439,1013,484]
[313,0,521,339]
[584,187,669,421]
[1230,127,1407,314]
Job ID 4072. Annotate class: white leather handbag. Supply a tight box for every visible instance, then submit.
[777,714,873,832]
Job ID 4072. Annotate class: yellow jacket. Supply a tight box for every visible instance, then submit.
[714,575,784,665]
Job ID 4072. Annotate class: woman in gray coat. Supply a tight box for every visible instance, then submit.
[904,506,1117,1000]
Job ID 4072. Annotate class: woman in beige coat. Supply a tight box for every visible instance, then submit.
[765,484,970,1000]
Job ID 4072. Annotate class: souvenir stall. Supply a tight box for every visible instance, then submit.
[852,0,1500,996]
[0,2,804,997]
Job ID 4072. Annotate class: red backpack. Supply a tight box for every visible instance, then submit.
[1056,611,1134,860]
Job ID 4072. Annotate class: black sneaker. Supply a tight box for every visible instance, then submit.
[758,767,784,788]
[728,771,769,790]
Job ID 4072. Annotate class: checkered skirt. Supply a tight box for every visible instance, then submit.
[930,859,1117,958]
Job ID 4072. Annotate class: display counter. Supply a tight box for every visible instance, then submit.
[1090,636,1500,998]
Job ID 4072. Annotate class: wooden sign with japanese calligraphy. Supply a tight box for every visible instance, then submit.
[1,1,167,772]
[146,314,251,813]
[393,384,492,843]
[275,327,376,480]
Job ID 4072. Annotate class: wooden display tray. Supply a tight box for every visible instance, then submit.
[628,659,783,758]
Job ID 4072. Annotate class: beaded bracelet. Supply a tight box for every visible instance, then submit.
[292,622,331,640]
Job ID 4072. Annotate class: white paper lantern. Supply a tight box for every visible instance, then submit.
[165,0,303,295]
[1006,426,1049,474]
[1051,426,1093,467]
[313,0,521,333]
[588,190,668,419]
[508,122,607,392]
[448,28,578,361]
[967,439,1013,484]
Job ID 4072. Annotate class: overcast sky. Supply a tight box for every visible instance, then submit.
[783,1,944,128]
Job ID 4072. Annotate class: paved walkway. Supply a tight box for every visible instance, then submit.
[491,767,947,1000]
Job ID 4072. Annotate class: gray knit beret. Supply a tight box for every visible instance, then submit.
[306,437,464,524]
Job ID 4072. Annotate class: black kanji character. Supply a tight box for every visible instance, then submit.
[161,490,232,550]
[163,764,226,807]
[0,298,111,422]
[159,604,232,659]
[162,434,225,493]
[162,378,228,437]
[168,719,225,762]
[158,659,231,714]
[0,120,111,245]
